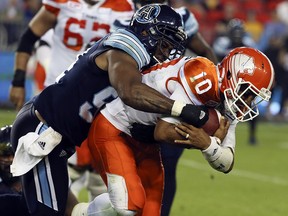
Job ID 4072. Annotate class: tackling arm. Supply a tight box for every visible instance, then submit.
[105,49,208,127]
[107,49,174,114]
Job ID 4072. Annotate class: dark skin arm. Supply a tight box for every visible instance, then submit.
[187,32,218,64]
[9,6,56,110]
[154,117,229,150]
[96,49,174,114]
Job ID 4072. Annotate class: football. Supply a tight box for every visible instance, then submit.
[202,108,222,135]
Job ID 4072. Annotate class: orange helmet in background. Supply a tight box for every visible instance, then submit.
[218,47,275,122]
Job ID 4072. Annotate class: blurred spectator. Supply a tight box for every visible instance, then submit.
[257,2,288,120]
[0,0,23,47]
[256,9,288,52]
[277,36,288,118]
[212,18,256,60]
[276,0,288,26]
[23,0,41,21]
[244,10,264,43]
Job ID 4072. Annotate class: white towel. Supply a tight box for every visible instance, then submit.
[10,127,62,177]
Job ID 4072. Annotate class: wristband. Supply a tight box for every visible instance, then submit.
[171,101,186,117]
[12,69,26,87]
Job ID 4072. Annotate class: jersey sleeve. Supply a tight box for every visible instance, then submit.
[103,29,151,69]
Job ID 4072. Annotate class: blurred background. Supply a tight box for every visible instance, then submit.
[0,1,288,215]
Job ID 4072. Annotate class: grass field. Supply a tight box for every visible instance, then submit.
[1,109,288,216]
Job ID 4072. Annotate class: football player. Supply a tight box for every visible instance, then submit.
[79,47,274,216]
[9,0,135,200]
[10,0,135,110]
[10,4,209,216]
[135,0,218,63]
[133,1,218,215]
[112,1,218,214]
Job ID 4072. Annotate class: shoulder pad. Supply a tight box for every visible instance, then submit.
[178,57,220,104]
[104,29,150,69]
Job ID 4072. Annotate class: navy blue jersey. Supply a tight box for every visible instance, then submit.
[34,29,150,146]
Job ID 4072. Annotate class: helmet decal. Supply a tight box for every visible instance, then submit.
[135,4,161,23]
[234,53,255,76]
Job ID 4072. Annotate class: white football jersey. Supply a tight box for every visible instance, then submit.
[43,0,134,86]
[101,56,237,151]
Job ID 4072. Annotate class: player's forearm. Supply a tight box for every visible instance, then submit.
[12,52,31,87]
[12,26,41,87]
[119,83,174,115]
[14,52,31,71]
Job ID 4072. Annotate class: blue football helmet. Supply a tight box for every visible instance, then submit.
[130,4,187,65]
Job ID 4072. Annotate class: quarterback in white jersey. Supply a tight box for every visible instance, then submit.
[101,56,237,171]
[43,0,134,86]
[84,47,274,215]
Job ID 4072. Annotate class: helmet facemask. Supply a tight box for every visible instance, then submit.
[223,81,271,122]
[148,25,186,63]
[130,4,187,66]
[219,47,274,122]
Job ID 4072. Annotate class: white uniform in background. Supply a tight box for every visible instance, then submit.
[43,0,134,86]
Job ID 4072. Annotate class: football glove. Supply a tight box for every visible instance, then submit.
[180,104,209,127]
[129,123,156,143]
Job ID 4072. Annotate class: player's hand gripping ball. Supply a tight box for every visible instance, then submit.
[202,108,221,135]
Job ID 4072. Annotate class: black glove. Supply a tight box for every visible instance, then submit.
[129,123,156,143]
[180,104,209,127]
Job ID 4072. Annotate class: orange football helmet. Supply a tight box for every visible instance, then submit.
[218,47,275,122]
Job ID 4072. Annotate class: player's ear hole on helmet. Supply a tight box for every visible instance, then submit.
[226,69,232,80]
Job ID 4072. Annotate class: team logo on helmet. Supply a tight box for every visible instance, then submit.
[135,4,161,24]
[232,53,255,76]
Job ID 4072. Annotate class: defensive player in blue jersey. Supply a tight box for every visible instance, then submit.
[9,4,209,216]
